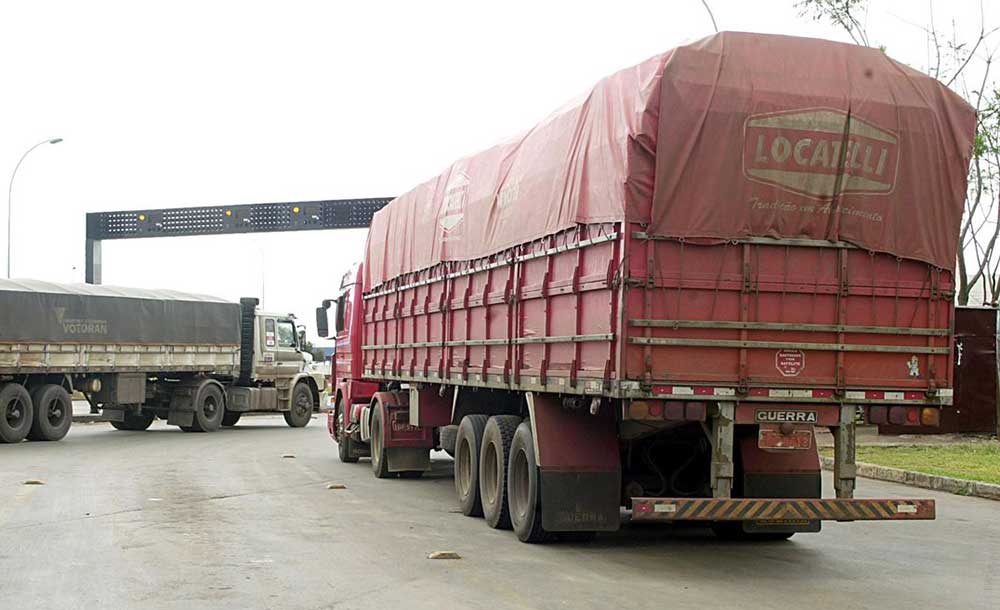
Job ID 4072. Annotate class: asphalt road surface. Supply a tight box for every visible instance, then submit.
[1,417,997,610]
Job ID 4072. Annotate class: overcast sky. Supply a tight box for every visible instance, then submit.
[1,0,993,344]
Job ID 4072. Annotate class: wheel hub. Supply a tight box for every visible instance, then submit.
[296,394,310,414]
[47,400,63,423]
[204,397,217,417]
[5,400,23,425]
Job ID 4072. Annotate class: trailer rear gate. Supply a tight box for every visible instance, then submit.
[625,234,953,397]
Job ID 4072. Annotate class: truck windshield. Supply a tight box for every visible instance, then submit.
[277,321,297,348]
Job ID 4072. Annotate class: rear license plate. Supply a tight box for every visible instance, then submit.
[758,425,813,450]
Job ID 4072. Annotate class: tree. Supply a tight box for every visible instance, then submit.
[798,0,872,46]
[299,336,330,364]
[798,0,1000,305]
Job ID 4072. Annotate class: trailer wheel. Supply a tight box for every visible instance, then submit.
[508,421,550,543]
[27,385,72,442]
[221,410,242,427]
[0,383,33,444]
[110,411,155,431]
[370,405,391,478]
[454,414,488,517]
[480,415,522,529]
[335,399,359,463]
[283,383,313,428]
[183,383,225,432]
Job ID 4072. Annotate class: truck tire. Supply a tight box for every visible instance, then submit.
[454,414,488,517]
[0,383,33,444]
[110,411,155,431]
[369,405,391,478]
[27,384,72,442]
[283,383,313,428]
[508,420,550,543]
[221,410,242,427]
[480,415,522,529]
[438,424,458,457]
[182,383,225,433]
[335,399,359,463]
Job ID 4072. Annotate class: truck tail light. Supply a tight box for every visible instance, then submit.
[868,405,887,424]
[905,408,920,425]
[920,407,941,427]
[628,401,650,419]
[888,406,907,425]
[685,401,707,421]
[626,400,703,421]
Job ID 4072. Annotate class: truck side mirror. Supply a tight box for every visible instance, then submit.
[335,294,346,333]
[316,300,332,338]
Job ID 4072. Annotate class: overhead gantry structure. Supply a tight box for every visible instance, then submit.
[84,198,392,284]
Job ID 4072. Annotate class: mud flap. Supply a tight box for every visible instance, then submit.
[739,435,822,534]
[167,410,194,427]
[386,447,431,473]
[527,392,621,532]
[539,470,620,531]
[166,385,195,427]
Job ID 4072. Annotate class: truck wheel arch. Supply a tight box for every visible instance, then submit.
[199,378,227,407]
[366,391,397,438]
[168,377,227,429]
[287,373,321,410]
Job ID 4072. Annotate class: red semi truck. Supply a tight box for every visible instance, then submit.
[317,32,976,542]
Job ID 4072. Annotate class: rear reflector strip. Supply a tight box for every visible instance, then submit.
[631,498,935,521]
[653,386,734,397]
[652,386,950,403]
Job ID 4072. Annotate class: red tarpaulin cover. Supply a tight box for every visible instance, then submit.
[364,32,976,290]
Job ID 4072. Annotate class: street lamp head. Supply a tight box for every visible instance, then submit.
[48,138,63,145]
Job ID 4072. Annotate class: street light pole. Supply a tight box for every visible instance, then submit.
[7,137,63,278]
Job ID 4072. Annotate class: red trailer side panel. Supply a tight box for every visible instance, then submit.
[362,224,620,393]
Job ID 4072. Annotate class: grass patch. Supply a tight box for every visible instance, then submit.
[821,444,1000,485]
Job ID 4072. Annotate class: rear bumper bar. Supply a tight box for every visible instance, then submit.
[631,497,935,521]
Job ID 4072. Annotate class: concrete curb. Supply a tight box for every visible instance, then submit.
[820,456,1000,501]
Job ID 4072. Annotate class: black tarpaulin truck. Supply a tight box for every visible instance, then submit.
[0,279,325,443]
